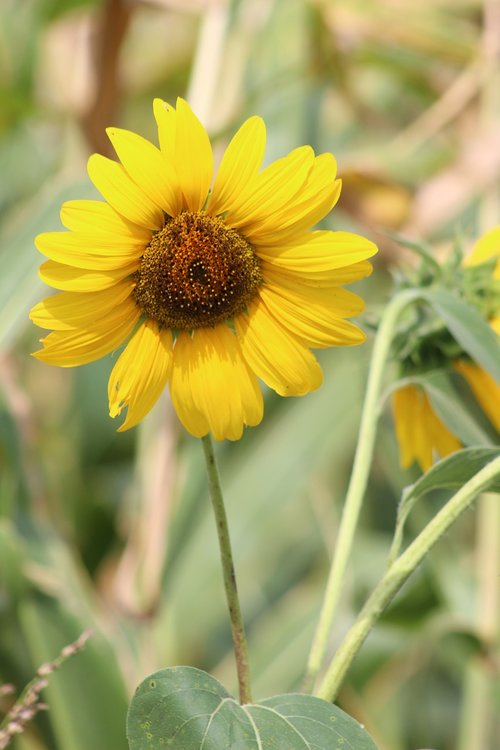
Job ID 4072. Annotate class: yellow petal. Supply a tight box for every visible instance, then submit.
[245,155,340,245]
[209,116,266,216]
[108,320,173,431]
[258,230,378,271]
[259,284,366,349]
[414,391,434,471]
[423,395,461,460]
[225,146,314,233]
[35,231,144,270]
[174,98,213,212]
[32,299,140,367]
[88,153,164,230]
[169,326,263,441]
[454,360,500,431]
[153,98,176,163]
[30,280,135,331]
[465,227,500,267]
[235,299,323,397]
[60,200,151,240]
[262,258,373,288]
[106,127,180,217]
[39,259,139,292]
[392,386,416,469]
[490,316,500,335]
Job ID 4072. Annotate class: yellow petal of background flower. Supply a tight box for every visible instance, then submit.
[413,389,433,471]
[174,98,213,212]
[454,360,500,431]
[224,146,314,232]
[235,300,323,397]
[88,153,164,230]
[35,231,144,270]
[169,326,263,441]
[108,320,173,431]
[60,199,151,240]
[422,391,461,463]
[392,386,415,469]
[490,316,500,335]
[32,299,140,367]
[393,385,461,472]
[209,116,266,216]
[465,226,500,273]
[30,281,135,331]
[39,259,139,292]
[106,127,180,217]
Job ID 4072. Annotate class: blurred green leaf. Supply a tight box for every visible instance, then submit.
[0,180,95,349]
[420,289,500,381]
[403,447,500,503]
[19,595,129,750]
[389,447,500,564]
[127,666,378,750]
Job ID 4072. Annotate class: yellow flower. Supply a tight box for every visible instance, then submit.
[392,385,462,472]
[463,225,500,280]
[453,361,500,432]
[31,98,377,440]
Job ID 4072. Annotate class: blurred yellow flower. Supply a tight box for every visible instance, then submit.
[453,361,500,432]
[31,98,377,440]
[463,225,500,280]
[392,385,461,472]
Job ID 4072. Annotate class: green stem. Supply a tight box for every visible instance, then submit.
[316,455,500,701]
[201,434,252,704]
[305,289,419,687]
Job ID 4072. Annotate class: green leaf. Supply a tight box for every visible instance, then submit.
[127,667,378,750]
[413,371,492,446]
[403,447,500,503]
[388,447,500,564]
[420,288,500,381]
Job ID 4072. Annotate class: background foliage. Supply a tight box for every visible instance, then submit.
[0,0,499,748]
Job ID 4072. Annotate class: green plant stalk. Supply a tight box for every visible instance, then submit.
[306,289,419,686]
[201,434,252,704]
[316,456,500,701]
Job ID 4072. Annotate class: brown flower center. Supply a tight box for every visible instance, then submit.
[133,211,263,330]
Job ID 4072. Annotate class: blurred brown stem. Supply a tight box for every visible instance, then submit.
[81,0,133,155]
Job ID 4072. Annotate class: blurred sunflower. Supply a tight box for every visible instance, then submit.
[31,98,377,440]
[392,229,500,472]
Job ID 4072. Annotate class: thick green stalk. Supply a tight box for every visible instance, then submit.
[306,289,419,686]
[201,435,252,704]
[317,456,500,701]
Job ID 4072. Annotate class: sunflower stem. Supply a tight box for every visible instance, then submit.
[305,288,420,690]
[317,456,500,701]
[201,434,252,704]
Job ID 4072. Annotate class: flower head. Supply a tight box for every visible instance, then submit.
[391,228,499,471]
[31,98,377,440]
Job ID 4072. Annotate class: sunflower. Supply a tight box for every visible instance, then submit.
[392,384,462,472]
[31,98,377,440]
[392,228,499,472]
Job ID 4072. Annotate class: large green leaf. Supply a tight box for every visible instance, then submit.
[420,288,500,381]
[127,667,378,750]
